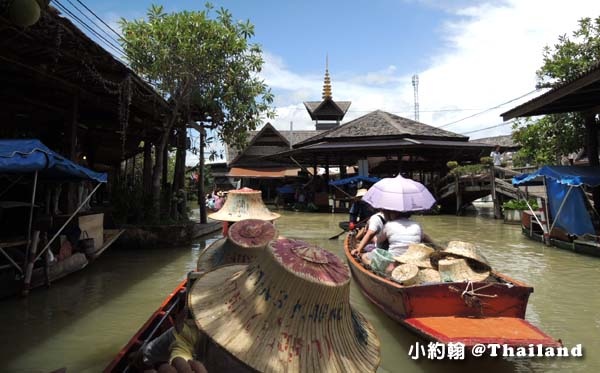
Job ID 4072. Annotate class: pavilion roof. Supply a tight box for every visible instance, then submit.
[294,110,468,148]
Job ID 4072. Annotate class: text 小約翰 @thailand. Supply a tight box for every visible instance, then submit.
[408,341,583,360]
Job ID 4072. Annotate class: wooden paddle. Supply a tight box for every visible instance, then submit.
[328,216,370,240]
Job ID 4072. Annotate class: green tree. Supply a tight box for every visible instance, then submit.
[513,16,600,167]
[120,3,274,221]
[512,114,584,166]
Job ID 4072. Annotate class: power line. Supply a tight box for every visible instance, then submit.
[54,0,126,59]
[459,119,516,135]
[74,0,124,39]
[437,89,541,129]
[64,0,122,47]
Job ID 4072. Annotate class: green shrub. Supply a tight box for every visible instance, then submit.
[480,156,493,165]
[446,161,458,169]
[502,199,539,211]
[449,164,487,176]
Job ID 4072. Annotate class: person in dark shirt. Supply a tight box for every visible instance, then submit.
[348,188,375,229]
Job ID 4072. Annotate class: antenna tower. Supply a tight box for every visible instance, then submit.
[412,74,419,121]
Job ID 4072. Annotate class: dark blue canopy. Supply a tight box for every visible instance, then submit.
[513,165,600,187]
[329,175,380,186]
[0,139,107,183]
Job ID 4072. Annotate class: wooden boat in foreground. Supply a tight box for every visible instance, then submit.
[344,235,560,348]
[104,279,187,373]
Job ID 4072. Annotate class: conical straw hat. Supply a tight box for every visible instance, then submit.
[438,258,490,283]
[391,263,419,285]
[208,187,280,222]
[441,241,491,270]
[393,243,434,268]
[415,268,441,284]
[197,220,277,272]
[189,238,381,372]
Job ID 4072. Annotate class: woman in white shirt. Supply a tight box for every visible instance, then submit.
[351,209,431,273]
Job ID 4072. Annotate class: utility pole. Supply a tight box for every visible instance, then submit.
[412,74,419,122]
[198,125,207,224]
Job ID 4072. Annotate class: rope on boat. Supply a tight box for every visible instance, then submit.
[449,281,498,316]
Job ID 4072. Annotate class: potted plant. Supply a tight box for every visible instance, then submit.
[502,199,538,224]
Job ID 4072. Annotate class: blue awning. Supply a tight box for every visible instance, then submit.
[328,175,381,186]
[512,166,600,187]
[0,139,107,183]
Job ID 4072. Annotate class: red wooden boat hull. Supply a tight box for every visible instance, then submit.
[343,235,560,348]
[104,280,187,373]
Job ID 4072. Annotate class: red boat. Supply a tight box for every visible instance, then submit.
[344,234,561,348]
[104,279,187,373]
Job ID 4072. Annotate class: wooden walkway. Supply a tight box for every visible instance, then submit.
[435,166,545,216]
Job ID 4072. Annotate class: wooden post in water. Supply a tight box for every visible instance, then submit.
[490,166,502,219]
[454,176,461,215]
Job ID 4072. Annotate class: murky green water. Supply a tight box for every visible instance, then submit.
[0,210,598,372]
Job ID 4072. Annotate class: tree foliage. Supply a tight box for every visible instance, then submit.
[513,16,600,165]
[512,114,584,166]
[119,3,274,220]
[120,3,274,147]
[536,17,600,88]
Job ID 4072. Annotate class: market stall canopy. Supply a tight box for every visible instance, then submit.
[0,139,107,182]
[329,175,381,186]
[512,166,600,187]
[513,166,600,236]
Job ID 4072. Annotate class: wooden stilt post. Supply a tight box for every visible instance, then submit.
[490,166,502,219]
[44,233,51,288]
[22,231,40,296]
[455,177,462,215]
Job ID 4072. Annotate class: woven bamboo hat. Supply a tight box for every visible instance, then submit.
[415,268,442,284]
[355,188,368,198]
[189,238,381,372]
[208,187,280,222]
[441,241,491,270]
[391,263,419,285]
[438,258,490,283]
[393,243,434,268]
[197,219,277,272]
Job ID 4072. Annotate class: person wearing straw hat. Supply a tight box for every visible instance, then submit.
[162,238,381,372]
[208,187,280,236]
[348,188,375,230]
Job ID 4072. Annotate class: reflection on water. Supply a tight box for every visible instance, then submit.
[0,211,597,372]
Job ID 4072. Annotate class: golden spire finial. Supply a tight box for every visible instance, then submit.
[322,54,332,100]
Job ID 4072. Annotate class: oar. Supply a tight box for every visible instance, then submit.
[328,216,370,240]
[328,230,347,240]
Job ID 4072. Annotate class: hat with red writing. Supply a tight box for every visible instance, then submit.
[188,238,381,372]
[196,219,277,273]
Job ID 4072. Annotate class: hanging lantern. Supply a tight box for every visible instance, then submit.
[8,0,41,27]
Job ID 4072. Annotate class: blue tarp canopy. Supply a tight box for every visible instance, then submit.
[0,139,107,183]
[513,166,599,236]
[329,175,380,186]
[512,165,600,187]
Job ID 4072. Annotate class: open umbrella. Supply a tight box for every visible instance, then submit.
[362,174,436,212]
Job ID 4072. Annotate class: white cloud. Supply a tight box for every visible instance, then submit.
[260,0,600,139]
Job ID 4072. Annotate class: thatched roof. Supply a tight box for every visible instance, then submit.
[294,110,467,148]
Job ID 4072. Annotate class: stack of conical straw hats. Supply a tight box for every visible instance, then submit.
[438,241,491,282]
[197,219,277,272]
[189,238,381,372]
[208,187,280,222]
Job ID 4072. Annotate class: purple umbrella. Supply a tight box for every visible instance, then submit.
[362,175,436,212]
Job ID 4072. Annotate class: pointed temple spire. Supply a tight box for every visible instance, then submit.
[322,54,332,100]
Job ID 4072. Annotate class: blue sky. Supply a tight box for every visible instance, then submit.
[56,0,600,157]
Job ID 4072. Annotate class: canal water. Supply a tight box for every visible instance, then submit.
[0,210,598,372]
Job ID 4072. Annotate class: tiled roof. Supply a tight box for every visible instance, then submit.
[295,110,467,147]
[470,135,520,148]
